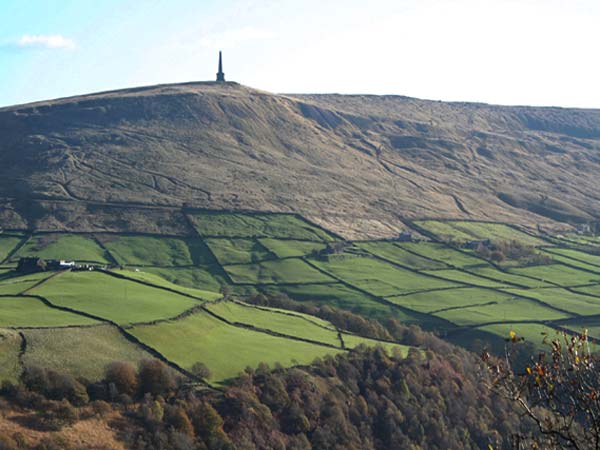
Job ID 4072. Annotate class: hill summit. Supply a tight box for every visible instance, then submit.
[1,82,600,238]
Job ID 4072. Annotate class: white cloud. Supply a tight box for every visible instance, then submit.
[199,26,274,49]
[17,34,75,50]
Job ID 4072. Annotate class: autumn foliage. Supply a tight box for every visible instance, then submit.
[482,329,600,449]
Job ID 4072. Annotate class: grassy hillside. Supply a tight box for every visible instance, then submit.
[3,212,600,386]
[129,310,346,383]
[2,82,600,239]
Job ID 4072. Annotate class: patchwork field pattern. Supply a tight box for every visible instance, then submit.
[11,234,111,264]
[129,310,346,383]
[3,215,600,383]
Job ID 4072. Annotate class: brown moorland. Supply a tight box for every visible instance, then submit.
[1,82,599,238]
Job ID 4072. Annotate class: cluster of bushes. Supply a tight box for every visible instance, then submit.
[0,342,542,449]
[213,345,529,449]
[474,240,552,265]
[0,359,233,450]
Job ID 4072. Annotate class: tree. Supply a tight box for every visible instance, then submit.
[105,361,138,396]
[481,329,600,449]
[191,362,211,381]
[165,406,195,437]
[138,359,176,396]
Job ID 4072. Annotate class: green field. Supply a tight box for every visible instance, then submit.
[509,264,600,286]
[546,256,600,273]
[573,284,600,297]
[540,248,600,272]
[398,242,486,268]
[0,296,98,328]
[502,288,600,316]
[414,221,474,241]
[189,212,334,241]
[224,258,334,284]
[5,214,600,384]
[102,235,215,266]
[259,239,327,258]
[421,269,511,288]
[433,297,570,326]
[130,311,345,382]
[465,266,553,288]
[261,282,386,311]
[311,256,460,296]
[206,301,341,347]
[30,271,199,325]
[21,325,154,381]
[0,328,23,382]
[557,235,600,248]
[0,235,24,262]
[415,221,545,246]
[358,241,448,270]
[387,288,512,314]
[205,238,273,265]
[341,333,410,354]
[474,323,560,348]
[561,317,600,341]
[12,234,110,263]
[0,271,55,295]
[450,222,546,246]
[111,269,221,300]
[142,266,226,292]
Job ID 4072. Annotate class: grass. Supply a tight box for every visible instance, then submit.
[466,266,553,288]
[474,323,560,348]
[102,235,216,266]
[142,266,227,292]
[12,234,110,263]
[21,325,154,381]
[0,328,22,382]
[224,258,334,284]
[448,222,546,246]
[311,256,460,296]
[573,284,600,297]
[259,239,327,258]
[558,235,600,248]
[547,256,600,273]
[415,221,545,246]
[357,241,448,270]
[0,296,98,327]
[205,238,273,265]
[0,235,25,262]
[398,242,486,268]
[562,317,600,341]
[262,283,403,317]
[0,271,55,295]
[130,310,345,382]
[541,248,600,271]
[188,212,335,241]
[509,264,600,286]
[502,288,600,316]
[342,334,410,355]
[420,269,512,288]
[260,283,448,330]
[414,221,474,241]
[30,271,199,325]
[205,301,341,347]
[433,297,570,326]
[387,288,513,313]
[111,269,222,300]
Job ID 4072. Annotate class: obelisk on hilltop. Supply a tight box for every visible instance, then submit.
[216,51,225,82]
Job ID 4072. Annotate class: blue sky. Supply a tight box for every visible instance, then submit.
[1,0,599,108]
